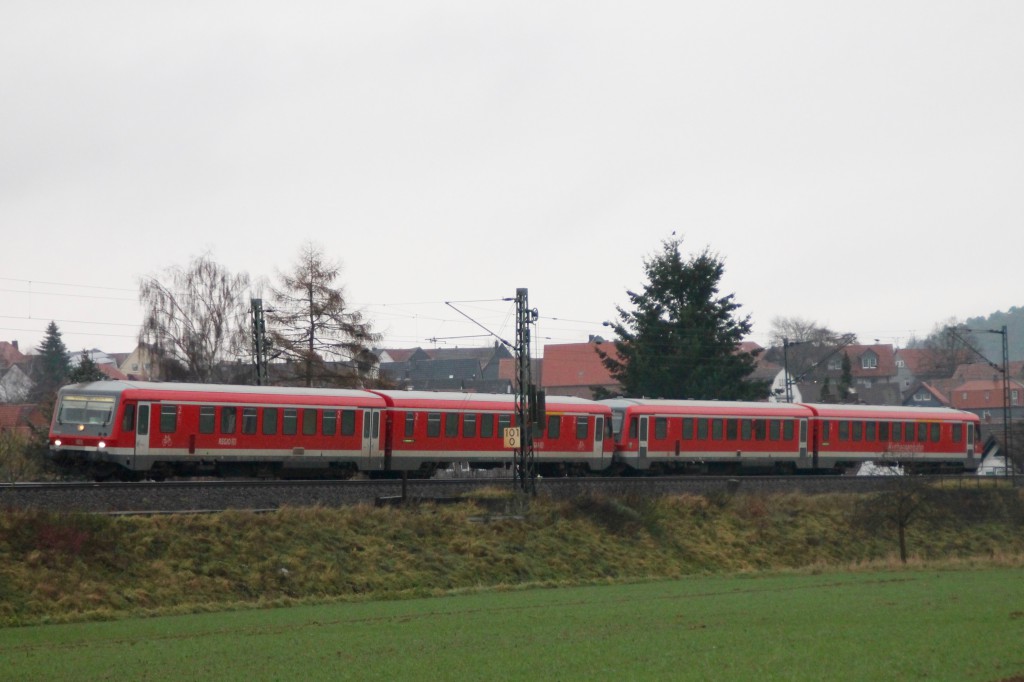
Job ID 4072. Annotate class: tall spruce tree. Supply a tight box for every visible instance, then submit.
[599,236,766,400]
[31,321,70,402]
[267,243,380,387]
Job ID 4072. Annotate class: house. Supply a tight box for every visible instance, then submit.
[540,340,621,399]
[0,403,48,439]
[375,344,513,392]
[0,341,26,368]
[901,382,950,408]
[0,365,33,403]
[949,378,1024,425]
[118,344,160,381]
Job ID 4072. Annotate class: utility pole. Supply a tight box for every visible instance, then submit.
[251,298,269,386]
[512,288,541,495]
[949,325,1014,482]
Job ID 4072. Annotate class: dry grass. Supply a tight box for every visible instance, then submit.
[1,487,1023,626]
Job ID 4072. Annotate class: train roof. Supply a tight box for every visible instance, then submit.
[797,403,980,421]
[58,381,386,406]
[601,398,812,417]
[370,390,609,413]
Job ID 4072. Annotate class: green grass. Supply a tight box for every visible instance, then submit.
[3,568,1024,681]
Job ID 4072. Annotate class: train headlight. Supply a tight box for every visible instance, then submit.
[54,439,62,447]
[98,441,107,450]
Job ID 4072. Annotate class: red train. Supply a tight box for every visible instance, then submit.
[48,381,981,480]
[47,381,612,480]
[605,399,981,474]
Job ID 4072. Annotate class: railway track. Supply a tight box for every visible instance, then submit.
[0,474,1006,514]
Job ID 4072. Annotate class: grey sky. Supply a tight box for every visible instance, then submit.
[2,2,1022,356]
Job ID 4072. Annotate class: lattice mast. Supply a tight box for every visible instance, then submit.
[513,288,540,494]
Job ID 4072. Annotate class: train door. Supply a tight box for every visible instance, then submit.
[966,421,975,460]
[362,408,382,468]
[135,403,152,465]
[638,415,648,469]
[593,415,605,463]
[799,419,808,460]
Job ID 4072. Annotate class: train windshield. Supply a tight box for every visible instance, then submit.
[57,394,116,426]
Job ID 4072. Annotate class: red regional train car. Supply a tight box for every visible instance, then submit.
[604,399,814,473]
[48,381,614,479]
[49,381,387,479]
[803,403,981,473]
[371,390,613,476]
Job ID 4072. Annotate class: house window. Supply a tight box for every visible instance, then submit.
[1013,390,1020,406]
[828,358,842,371]
[861,355,878,370]
[914,392,928,402]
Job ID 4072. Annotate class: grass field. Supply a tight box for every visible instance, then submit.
[3,567,1024,681]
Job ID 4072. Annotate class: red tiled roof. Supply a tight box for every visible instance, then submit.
[0,342,26,367]
[949,379,1024,409]
[98,364,129,380]
[541,342,619,389]
[0,404,47,436]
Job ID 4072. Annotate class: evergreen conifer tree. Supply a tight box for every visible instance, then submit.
[599,236,767,400]
[31,321,70,402]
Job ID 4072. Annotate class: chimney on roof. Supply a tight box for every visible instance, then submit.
[11,341,17,351]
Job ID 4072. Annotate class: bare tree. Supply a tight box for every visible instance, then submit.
[139,255,251,383]
[911,319,978,379]
[766,316,855,382]
[267,243,380,387]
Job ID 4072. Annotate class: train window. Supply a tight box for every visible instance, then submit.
[769,420,780,441]
[498,414,512,436]
[263,408,278,435]
[727,419,738,440]
[892,422,902,441]
[576,416,589,440]
[629,418,638,439]
[952,423,963,443]
[547,415,561,439]
[445,413,459,438]
[931,423,941,442]
[654,417,667,440]
[160,405,178,433]
[199,406,216,434]
[121,404,136,432]
[852,422,862,442]
[879,422,889,441]
[464,414,477,438]
[282,409,298,436]
[866,422,876,441]
[596,417,604,442]
[242,407,257,434]
[754,420,766,440]
[405,412,415,437]
[363,412,370,438]
[138,405,149,436]
[222,407,237,434]
[682,418,694,439]
[481,414,495,438]
[303,409,317,436]
[916,423,928,442]
[372,411,380,439]
[323,410,337,436]
[712,419,723,440]
[341,409,356,436]
[822,421,831,441]
[783,420,794,440]
[838,421,849,441]
[697,419,708,439]
[427,412,441,438]
[741,419,752,440]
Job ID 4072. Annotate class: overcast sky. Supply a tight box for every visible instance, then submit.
[2,2,1023,358]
